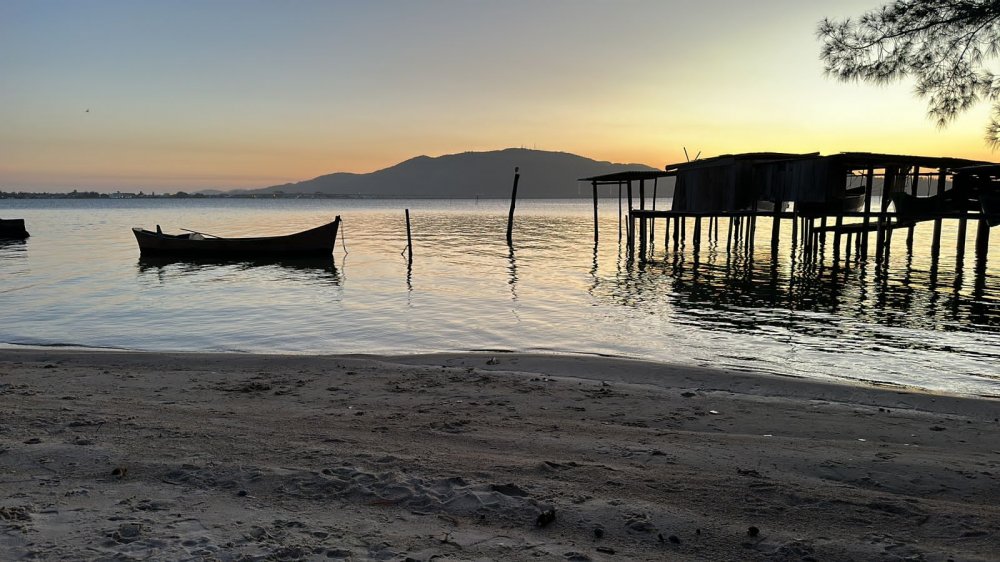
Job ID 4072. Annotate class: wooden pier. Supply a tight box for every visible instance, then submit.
[582,152,1000,275]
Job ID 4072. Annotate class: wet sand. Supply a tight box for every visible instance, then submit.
[1,349,998,561]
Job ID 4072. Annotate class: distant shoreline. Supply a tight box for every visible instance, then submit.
[1,193,634,200]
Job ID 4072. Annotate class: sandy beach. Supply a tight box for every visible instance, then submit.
[0,349,997,561]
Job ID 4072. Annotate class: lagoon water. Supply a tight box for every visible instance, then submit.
[2,198,998,397]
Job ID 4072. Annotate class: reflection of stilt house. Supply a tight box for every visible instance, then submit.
[583,152,1000,272]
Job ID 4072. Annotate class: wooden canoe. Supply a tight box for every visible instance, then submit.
[891,191,978,219]
[132,216,341,258]
[0,218,29,239]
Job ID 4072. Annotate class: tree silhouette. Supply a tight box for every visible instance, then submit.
[818,1,1000,145]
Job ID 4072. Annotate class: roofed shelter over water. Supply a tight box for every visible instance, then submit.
[586,151,1000,274]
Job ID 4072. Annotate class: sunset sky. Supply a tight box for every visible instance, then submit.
[3,0,998,192]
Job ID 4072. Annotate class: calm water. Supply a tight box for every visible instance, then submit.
[2,198,999,397]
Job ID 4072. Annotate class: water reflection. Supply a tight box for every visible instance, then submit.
[0,239,28,258]
[137,256,341,283]
[594,243,1000,339]
[507,243,518,301]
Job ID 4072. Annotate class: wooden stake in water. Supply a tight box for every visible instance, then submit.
[405,208,413,263]
[506,167,520,245]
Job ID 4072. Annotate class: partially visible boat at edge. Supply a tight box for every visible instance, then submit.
[795,186,866,216]
[132,216,341,258]
[890,191,978,219]
[0,218,29,239]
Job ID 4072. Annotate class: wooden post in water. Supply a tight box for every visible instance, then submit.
[861,167,875,259]
[664,213,671,252]
[906,167,919,253]
[931,169,946,263]
[801,218,809,258]
[956,211,969,270]
[876,167,895,264]
[693,216,702,253]
[790,211,799,256]
[955,174,969,270]
[639,179,647,257]
[975,216,991,274]
[626,180,634,254]
[506,167,520,245]
[726,215,734,255]
[650,177,658,244]
[819,216,828,254]
[833,214,843,264]
[617,181,622,240]
[770,199,781,256]
[405,209,413,263]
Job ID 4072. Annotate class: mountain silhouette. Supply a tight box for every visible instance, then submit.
[239,148,662,198]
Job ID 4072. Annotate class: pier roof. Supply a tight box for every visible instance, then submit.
[665,151,991,173]
[578,170,674,184]
[665,152,818,172]
[826,152,990,170]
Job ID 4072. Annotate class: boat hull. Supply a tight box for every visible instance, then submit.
[0,218,29,239]
[132,217,340,258]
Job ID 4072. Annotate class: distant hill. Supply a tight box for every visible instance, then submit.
[235,148,663,198]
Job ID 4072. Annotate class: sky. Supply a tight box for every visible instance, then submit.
[2,0,999,192]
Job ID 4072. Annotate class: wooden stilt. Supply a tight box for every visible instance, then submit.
[791,212,799,255]
[638,180,647,257]
[693,216,701,252]
[975,216,991,274]
[955,174,969,270]
[875,167,895,264]
[725,216,733,255]
[627,214,635,256]
[884,222,894,265]
[800,218,808,258]
[673,216,680,252]
[664,213,671,251]
[931,170,946,263]
[650,178,657,243]
[770,200,781,256]
[833,214,843,263]
[956,212,969,270]
[906,167,919,253]
[806,218,814,260]
[861,167,875,259]
[626,180,634,246]
[617,182,622,240]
